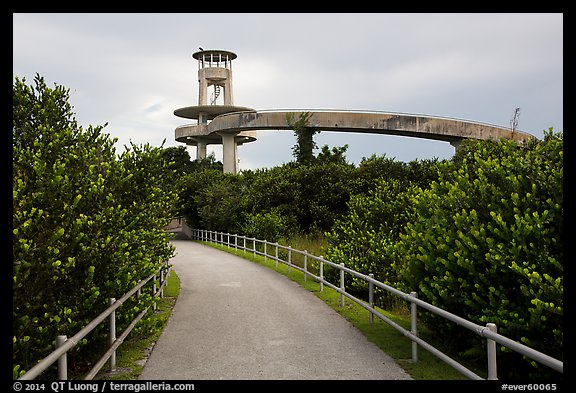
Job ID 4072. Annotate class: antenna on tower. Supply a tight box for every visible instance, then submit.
[510,107,521,133]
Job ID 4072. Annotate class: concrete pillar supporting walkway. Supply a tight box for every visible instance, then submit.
[219,132,239,173]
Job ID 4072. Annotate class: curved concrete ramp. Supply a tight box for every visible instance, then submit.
[176,109,535,145]
[139,240,413,380]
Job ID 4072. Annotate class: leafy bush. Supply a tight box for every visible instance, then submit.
[396,132,563,379]
[182,162,356,236]
[325,178,420,307]
[194,173,246,234]
[352,154,441,195]
[13,75,177,378]
[178,169,224,229]
[241,208,291,242]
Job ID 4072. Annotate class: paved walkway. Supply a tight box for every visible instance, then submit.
[139,239,412,380]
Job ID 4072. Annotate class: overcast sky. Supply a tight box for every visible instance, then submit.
[13,13,563,170]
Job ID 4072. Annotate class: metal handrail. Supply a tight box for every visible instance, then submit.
[18,261,170,380]
[193,229,563,380]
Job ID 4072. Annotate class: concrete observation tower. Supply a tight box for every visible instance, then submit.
[175,50,535,173]
[174,49,256,173]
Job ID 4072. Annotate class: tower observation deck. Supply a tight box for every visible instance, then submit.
[174,49,256,173]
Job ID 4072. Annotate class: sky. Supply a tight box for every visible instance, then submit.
[12,13,563,171]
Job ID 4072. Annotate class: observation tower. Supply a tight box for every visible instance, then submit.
[175,50,535,173]
[174,49,256,173]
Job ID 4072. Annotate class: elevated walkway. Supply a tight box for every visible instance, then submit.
[176,109,535,149]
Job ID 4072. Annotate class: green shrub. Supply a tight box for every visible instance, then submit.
[13,75,177,378]
[241,208,292,242]
[325,178,420,308]
[396,132,563,379]
[194,173,245,233]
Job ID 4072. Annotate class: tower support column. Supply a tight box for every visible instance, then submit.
[220,132,239,173]
[196,141,207,160]
[450,138,464,151]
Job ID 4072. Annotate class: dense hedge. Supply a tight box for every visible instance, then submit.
[179,161,357,238]
[325,132,563,380]
[324,178,420,308]
[396,133,563,379]
[179,154,440,241]
[13,75,178,378]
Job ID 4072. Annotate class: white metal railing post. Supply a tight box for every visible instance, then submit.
[234,234,238,252]
[410,291,418,362]
[160,269,164,298]
[264,241,267,262]
[340,263,345,307]
[275,243,279,268]
[108,298,116,371]
[303,251,308,282]
[487,323,498,380]
[288,247,292,273]
[153,276,157,311]
[253,238,256,257]
[369,274,374,324]
[319,256,324,292]
[56,335,68,380]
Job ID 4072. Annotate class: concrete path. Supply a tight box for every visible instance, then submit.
[139,240,412,380]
